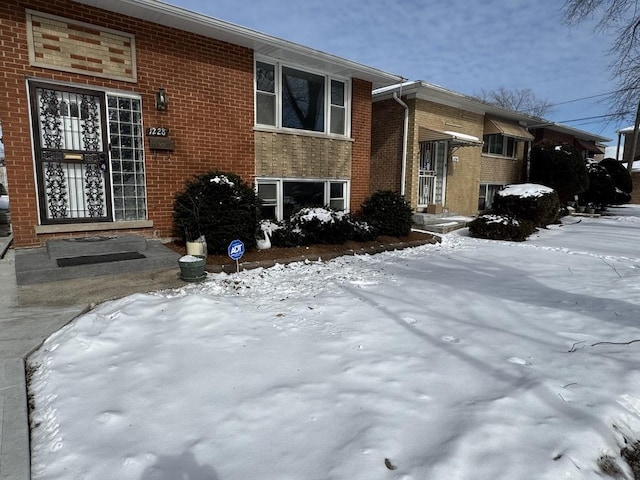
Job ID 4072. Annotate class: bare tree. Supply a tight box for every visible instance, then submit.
[564,0,640,121]
[476,86,552,118]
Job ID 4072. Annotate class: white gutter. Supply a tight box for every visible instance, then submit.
[393,90,409,197]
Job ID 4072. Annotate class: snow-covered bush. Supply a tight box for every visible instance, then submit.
[468,214,535,242]
[361,190,413,237]
[270,207,375,247]
[492,183,560,227]
[173,170,260,254]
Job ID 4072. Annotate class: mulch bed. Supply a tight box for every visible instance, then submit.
[166,230,438,273]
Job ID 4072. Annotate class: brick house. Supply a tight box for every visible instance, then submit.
[0,0,400,249]
[372,81,610,215]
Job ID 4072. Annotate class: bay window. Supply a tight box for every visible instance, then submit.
[255,59,349,136]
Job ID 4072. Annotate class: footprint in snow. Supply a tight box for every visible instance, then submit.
[441,335,461,344]
[508,357,529,365]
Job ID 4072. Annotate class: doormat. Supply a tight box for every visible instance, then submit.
[57,251,146,267]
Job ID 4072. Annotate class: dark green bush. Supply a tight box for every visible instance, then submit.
[361,190,413,237]
[492,185,561,227]
[468,214,535,242]
[173,170,260,254]
[270,207,375,247]
[529,144,589,203]
[600,157,633,195]
[579,162,617,210]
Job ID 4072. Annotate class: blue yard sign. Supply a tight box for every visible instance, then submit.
[228,239,245,273]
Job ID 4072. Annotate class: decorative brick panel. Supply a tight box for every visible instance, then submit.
[254,131,351,179]
[27,10,136,82]
[350,78,373,213]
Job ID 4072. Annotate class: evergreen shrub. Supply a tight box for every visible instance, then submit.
[270,207,375,247]
[468,214,535,242]
[492,186,560,227]
[173,170,260,254]
[361,190,413,237]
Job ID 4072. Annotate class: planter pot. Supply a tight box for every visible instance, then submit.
[178,255,206,282]
[186,239,206,256]
[587,208,595,214]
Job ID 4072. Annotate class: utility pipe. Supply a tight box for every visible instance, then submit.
[392,90,409,197]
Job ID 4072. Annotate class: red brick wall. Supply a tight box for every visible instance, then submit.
[0,0,255,247]
[371,98,404,193]
[350,78,373,214]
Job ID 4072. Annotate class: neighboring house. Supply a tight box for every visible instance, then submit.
[372,81,610,215]
[615,126,640,203]
[0,0,400,249]
[529,123,606,161]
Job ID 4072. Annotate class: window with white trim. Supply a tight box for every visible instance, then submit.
[482,134,516,158]
[256,179,349,220]
[478,184,504,211]
[255,59,349,136]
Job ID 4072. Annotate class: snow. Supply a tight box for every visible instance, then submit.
[209,175,234,186]
[28,206,640,480]
[497,183,555,198]
[178,254,203,263]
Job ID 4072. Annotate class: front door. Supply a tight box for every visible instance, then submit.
[418,140,447,207]
[31,83,112,224]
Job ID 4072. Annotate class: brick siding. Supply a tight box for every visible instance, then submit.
[0,1,254,247]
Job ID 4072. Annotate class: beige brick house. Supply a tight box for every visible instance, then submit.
[372,81,609,216]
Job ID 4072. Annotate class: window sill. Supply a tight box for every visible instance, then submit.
[35,220,153,235]
[254,125,354,142]
[481,154,519,161]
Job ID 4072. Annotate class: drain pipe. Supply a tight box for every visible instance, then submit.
[393,87,409,197]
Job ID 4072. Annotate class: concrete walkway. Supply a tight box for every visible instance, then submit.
[0,246,186,480]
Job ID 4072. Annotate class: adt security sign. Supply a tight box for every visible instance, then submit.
[228,239,245,261]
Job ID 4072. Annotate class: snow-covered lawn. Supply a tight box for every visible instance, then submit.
[29,206,640,480]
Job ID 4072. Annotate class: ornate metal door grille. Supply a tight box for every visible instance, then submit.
[32,85,111,223]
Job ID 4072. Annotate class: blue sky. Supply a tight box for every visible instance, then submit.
[169,0,627,152]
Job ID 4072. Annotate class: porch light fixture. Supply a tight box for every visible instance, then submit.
[155,87,168,111]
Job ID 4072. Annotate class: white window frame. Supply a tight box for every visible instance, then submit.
[254,57,351,138]
[482,134,517,158]
[478,183,504,211]
[256,178,350,221]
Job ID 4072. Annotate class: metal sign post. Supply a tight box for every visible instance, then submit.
[227,239,245,274]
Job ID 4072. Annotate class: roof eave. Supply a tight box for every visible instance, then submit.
[71,0,402,89]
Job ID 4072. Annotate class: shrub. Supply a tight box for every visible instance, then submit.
[492,184,561,227]
[173,170,260,254]
[361,190,413,237]
[468,214,535,242]
[578,161,617,210]
[270,207,376,247]
[529,144,589,203]
[600,157,633,199]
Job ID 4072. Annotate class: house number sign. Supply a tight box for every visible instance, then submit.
[146,127,169,137]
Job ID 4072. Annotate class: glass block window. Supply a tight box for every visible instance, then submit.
[107,94,147,221]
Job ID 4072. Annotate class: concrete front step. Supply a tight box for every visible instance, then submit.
[15,237,180,285]
[46,234,147,259]
[412,212,472,234]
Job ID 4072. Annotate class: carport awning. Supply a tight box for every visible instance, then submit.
[575,138,604,154]
[418,127,482,147]
[484,117,534,141]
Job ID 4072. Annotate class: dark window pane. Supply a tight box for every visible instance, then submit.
[331,80,344,106]
[258,183,277,202]
[256,93,275,126]
[283,181,324,217]
[282,67,324,132]
[330,106,345,135]
[256,62,275,93]
[330,182,343,198]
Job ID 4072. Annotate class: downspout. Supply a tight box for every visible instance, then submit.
[392,89,409,197]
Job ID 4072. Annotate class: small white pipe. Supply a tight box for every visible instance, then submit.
[392,91,409,197]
